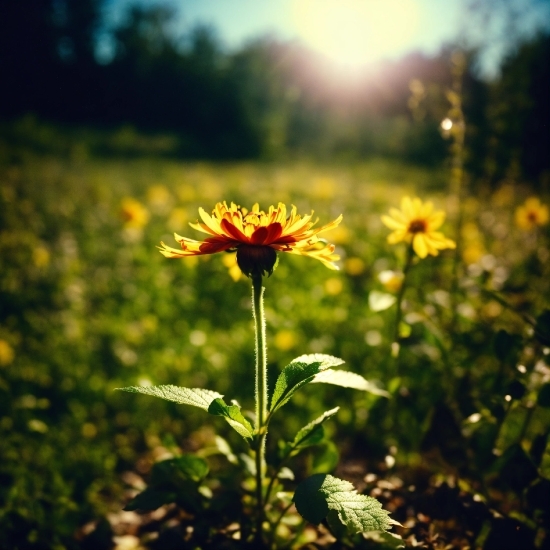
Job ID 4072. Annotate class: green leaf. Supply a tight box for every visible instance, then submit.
[369,290,396,312]
[150,455,209,485]
[270,354,344,412]
[293,474,396,533]
[281,407,340,459]
[124,488,176,511]
[116,385,222,411]
[311,370,389,397]
[208,398,254,441]
[537,383,550,408]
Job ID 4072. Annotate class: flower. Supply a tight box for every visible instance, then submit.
[120,197,149,228]
[381,197,456,258]
[515,197,549,230]
[159,202,342,277]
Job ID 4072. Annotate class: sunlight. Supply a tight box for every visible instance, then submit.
[291,0,420,67]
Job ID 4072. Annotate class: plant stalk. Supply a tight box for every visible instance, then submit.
[251,273,268,544]
[392,243,414,359]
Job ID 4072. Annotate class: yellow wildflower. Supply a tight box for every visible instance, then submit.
[515,197,549,230]
[120,198,149,228]
[381,197,456,258]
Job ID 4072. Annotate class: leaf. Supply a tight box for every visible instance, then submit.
[369,290,396,312]
[270,354,344,412]
[208,398,254,441]
[281,407,340,459]
[311,370,389,397]
[150,455,209,485]
[124,488,176,511]
[293,474,396,533]
[117,385,222,411]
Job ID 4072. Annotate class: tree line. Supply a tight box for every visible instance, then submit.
[0,0,548,184]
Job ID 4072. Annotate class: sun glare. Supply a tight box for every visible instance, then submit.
[291,0,420,68]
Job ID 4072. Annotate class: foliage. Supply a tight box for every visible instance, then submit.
[0,118,549,547]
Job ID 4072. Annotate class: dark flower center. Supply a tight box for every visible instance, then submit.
[408,219,427,234]
[236,245,278,278]
[527,211,537,222]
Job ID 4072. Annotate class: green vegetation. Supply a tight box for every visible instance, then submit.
[1,120,549,548]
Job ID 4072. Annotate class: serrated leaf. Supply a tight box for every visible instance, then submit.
[117,385,222,411]
[311,370,389,397]
[293,474,396,533]
[291,354,345,369]
[281,407,340,459]
[369,291,396,312]
[270,354,345,412]
[208,398,254,441]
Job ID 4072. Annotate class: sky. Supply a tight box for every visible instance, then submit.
[103,0,550,76]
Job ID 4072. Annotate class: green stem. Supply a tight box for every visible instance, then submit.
[392,243,414,358]
[252,273,268,544]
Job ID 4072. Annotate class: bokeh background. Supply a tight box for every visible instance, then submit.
[1,0,549,548]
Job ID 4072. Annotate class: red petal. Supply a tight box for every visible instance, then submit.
[221,219,249,243]
[199,239,236,254]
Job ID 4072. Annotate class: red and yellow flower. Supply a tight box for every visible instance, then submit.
[381,196,456,258]
[159,202,342,277]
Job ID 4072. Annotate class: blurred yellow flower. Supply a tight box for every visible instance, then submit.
[160,201,342,277]
[381,197,456,258]
[167,207,188,232]
[120,197,149,228]
[0,340,14,366]
[344,257,365,276]
[147,184,171,205]
[274,329,298,351]
[378,270,403,293]
[515,197,549,230]
[33,246,50,268]
[324,277,343,295]
[221,252,243,282]
[147,184,171,214]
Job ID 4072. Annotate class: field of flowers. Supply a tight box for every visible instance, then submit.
[1,130,549,548]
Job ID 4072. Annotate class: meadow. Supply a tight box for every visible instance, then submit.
[1,122,549,549]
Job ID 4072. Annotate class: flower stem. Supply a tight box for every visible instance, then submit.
[251,273,268,544]
[392,243,414,358]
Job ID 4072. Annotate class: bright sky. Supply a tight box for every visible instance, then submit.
[107,0,463,62]
[104,0,550,75]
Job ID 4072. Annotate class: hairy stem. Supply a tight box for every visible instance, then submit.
[252,273,268,544]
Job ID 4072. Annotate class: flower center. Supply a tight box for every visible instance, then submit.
[408,219,427,234]
[527,211,538,222]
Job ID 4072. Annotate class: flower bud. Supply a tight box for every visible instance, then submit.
[236,245,278,278]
